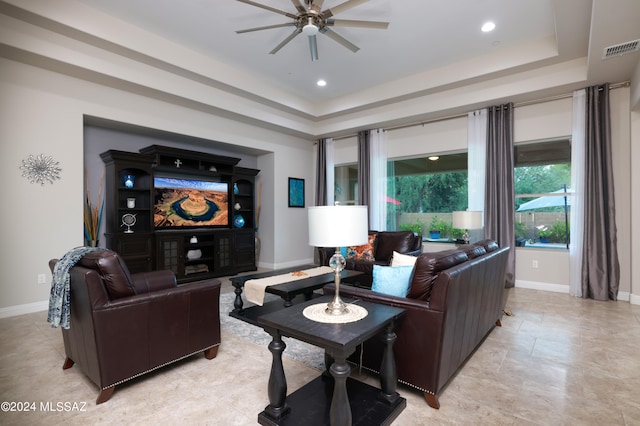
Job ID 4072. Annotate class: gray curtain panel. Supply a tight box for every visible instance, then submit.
[315,138,329,206]
[357,130,371,210]
[485,103,516,288]
[581,84,620,300]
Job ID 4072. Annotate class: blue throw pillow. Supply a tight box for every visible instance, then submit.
[371,265,414,297]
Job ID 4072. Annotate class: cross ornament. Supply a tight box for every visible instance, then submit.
[174,158,182,168]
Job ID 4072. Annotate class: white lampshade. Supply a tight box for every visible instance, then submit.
[452,211,483,230]
[308,205,369,247]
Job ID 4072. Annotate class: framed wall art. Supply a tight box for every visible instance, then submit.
[288,177,305,208]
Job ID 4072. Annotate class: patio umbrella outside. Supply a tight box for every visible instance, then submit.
[517,187,570,249]
[386,196,402,205]
[516,188,570,211]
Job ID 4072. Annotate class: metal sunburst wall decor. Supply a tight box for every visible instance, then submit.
[20,153,62,186]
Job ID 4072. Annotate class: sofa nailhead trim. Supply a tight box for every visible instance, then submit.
[101,343,221,390]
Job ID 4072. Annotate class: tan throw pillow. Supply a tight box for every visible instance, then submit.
[391,251,418,267]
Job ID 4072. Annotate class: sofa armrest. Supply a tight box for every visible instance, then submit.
[404,248,423,257]
[131,270,177,294]
[324,282,435,312]
[98,279,220,310]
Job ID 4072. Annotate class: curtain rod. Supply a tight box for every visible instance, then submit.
[332,81,630,141]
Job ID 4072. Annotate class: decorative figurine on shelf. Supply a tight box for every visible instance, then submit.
[121,213,136,233]
[190,236,198,244]
[124,174,135,188]
[186,249,202,260]
[233,214,245,228]
[233,183,239,195]
[234,202,241,210]
[127,198,136,208]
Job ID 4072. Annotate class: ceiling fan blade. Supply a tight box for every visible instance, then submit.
[325,19,389,29]
[321,27,359,52]
[322,0,369,18]
[310,0,325,13]
[290,0,306,13]
[308,34,319,61]
[236,0,297,19]
[236,22,295,34]
[269,29,302,54]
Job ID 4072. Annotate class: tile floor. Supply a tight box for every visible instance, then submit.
[1,279,639,425]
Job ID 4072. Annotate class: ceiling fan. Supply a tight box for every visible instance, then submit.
[236,0,389,61]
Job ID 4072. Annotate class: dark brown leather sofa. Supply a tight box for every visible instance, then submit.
[317,230,423,286]
[324,239,509,409]
[49,250,221,404]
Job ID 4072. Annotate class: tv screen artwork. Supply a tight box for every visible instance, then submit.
[154,177,229,228]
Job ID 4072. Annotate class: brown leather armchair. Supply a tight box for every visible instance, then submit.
[49,250,221,404]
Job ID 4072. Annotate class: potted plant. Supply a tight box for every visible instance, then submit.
[84,170,104,247]
[429,216,449,239]
[399,218,424,236]
[451,227,465,240]
[537,228,551,243]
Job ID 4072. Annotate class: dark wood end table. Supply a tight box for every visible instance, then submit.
[257,295,406,426]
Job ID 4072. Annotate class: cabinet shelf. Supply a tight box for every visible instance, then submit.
[185,257,214,264]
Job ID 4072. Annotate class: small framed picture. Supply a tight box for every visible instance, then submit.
[288,177,305,208]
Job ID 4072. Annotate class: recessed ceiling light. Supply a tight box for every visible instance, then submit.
[428,156,440,161]
[481,22,496,32]
[317,79,327,87]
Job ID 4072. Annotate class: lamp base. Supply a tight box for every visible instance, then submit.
[327,249,349,316]
[325,298,349,316]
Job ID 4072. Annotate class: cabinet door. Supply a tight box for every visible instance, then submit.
[214,232,234,275]
[234,230,256,272]
[109,233,154,273]
[156,235,184,276]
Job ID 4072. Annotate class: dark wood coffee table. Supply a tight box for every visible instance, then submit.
[229,266,363,325]
[257,295,406,426]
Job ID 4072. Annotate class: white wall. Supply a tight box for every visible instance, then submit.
[0,57,314,315]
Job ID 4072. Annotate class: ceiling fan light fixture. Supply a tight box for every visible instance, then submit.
[302,17,319,36]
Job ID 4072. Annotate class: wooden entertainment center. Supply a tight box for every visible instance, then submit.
[100,145,259,283]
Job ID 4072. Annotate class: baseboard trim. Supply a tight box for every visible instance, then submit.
[0,300,48,319]
[515,280,569,293]
[515,281,638,304]
[616,291,630,302]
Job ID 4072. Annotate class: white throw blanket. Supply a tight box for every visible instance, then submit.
[244,266,334,306]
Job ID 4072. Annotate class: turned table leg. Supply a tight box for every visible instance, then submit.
[379,322,400,404]
[263,330,290,421]
[329,355,351,426]
[232,283,244,313]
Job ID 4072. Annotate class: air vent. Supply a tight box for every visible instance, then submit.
[602,39,640,59]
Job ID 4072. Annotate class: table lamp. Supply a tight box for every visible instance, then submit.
[308,205,368,315]
[452,210,483,244]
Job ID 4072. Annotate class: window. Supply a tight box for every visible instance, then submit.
[335,154,469,237]
[514,139,571,248]
[334,164,358,205]
[388,153,468,238]
[335,139,570,247]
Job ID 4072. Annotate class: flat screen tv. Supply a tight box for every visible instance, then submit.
[154,177,229,229]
